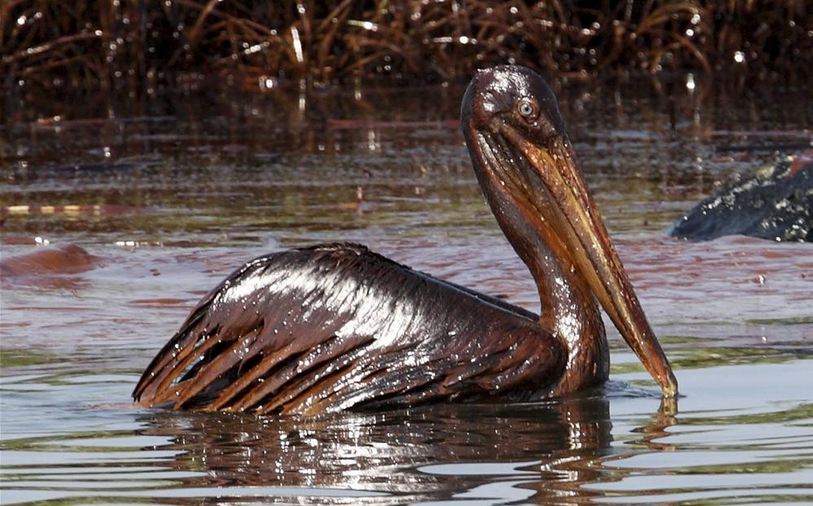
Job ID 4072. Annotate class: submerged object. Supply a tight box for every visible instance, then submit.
[0,244,98,278]
[134,66,677,416]
[670,153,813,242]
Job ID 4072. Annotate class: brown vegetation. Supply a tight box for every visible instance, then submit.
[1,0,811,97]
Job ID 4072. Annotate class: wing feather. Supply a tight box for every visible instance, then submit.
[227,334,374,412]
[134,243,566,414]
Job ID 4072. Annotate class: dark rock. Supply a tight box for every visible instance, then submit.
[670,153,813,242]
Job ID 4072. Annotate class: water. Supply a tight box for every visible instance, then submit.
[2,77,812,504]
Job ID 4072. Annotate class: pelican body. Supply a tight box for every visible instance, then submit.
[134,66,677,416]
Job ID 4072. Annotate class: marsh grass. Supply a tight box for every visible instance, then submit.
[1,0,811,100]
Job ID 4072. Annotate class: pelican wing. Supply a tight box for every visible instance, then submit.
[133,243,565,415]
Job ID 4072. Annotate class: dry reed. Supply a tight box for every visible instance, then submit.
[1,0,811,99]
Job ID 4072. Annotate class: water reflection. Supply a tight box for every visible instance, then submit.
[3,77,811,252]
[133,395,611,501]
[130,396,675,503]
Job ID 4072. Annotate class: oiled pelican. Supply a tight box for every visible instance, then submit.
[134,66,678,415]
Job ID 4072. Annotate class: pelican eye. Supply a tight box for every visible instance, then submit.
[516,98,538,120]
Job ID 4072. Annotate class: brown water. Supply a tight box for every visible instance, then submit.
[1,77,812,504]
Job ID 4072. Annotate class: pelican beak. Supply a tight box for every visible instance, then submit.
[500,125,678,398]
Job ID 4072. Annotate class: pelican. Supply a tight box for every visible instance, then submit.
[134,66,678,415]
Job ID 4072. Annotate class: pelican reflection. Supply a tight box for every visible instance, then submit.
[135,397,675,503]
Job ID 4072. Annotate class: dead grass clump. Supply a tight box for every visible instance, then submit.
[1,0,810,99]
